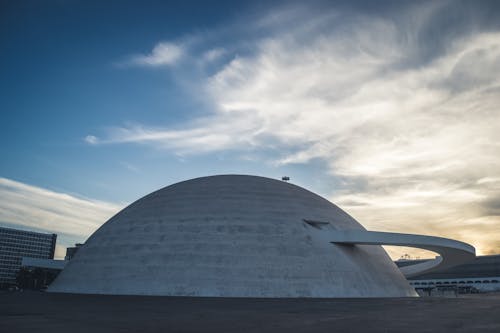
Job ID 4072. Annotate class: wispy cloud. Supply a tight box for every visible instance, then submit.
[84,135,98,144]
[88,3,500,257]
[201,47,226,63]
[0,177,123,258]
[129,41,184,67]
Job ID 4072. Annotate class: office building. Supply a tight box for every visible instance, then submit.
[0,226,57,288]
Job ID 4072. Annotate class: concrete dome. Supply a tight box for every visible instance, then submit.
[49,175,416,297]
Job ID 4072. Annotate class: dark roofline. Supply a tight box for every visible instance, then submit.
[0,225,57,238]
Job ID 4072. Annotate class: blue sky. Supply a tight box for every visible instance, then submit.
[1,0,500,258]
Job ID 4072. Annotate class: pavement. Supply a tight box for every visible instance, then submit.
[1,291,500,332]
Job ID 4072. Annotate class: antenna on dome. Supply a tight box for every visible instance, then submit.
[281,176,290,182]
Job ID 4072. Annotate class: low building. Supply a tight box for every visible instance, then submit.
[16,257,67,290]
[0,226,57,288]
[396,255,500,294]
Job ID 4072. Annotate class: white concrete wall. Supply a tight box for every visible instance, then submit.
[49,175,417,297]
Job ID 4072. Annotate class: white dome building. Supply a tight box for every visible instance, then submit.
[49,175,474,297]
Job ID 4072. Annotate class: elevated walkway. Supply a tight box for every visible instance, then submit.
[329,230,476,278]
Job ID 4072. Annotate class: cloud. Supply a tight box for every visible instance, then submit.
[84,135,98,144]
[129,41,184,67]
[90,3,500,257]
[333,180,500,259]
[0,177,122,258]
[202,48,226,63]
[119,161,140,173]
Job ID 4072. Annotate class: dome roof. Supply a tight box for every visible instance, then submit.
[49,175,416,297]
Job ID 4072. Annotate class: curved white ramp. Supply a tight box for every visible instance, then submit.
[330,230,476,278]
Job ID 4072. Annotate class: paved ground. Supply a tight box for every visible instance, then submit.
[1,291,500,332]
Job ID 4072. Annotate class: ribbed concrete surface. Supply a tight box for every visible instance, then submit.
[49,175,416,297]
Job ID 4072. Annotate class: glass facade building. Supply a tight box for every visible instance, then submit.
[0,226,57,287]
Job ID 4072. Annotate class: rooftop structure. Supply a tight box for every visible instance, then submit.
[65,243,83,260]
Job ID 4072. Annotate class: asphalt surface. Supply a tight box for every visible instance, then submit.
[1,291,500,332]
